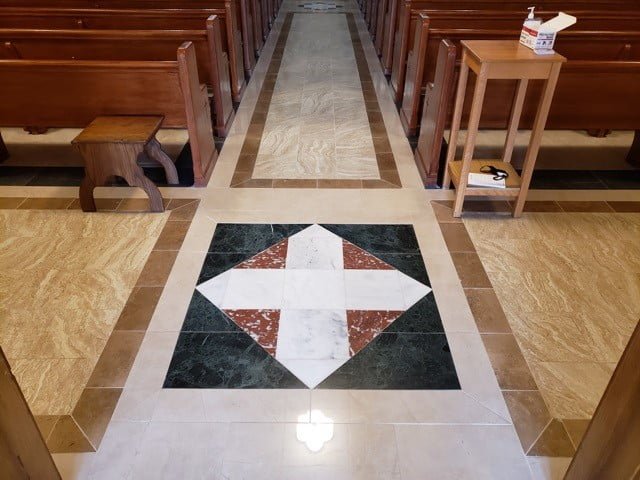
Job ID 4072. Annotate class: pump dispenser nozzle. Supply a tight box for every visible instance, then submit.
[527,6,536,19]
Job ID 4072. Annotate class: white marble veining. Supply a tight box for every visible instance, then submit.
[286,226,344,269]
[277,309,350,360]
[344,270,430,310]
[283,270,347,309]
[219,269,285,309]
[280,358,348,389]
[253,13,380,180]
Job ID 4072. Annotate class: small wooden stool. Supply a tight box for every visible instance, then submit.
[443,41,566,217]
[72,116,179,212]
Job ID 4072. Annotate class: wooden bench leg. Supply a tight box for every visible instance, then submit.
[586,128,612,138]
[122,165,165,213]
[144,137,179,185]
[23,126,49,135]
[79,175,97,212]
[0,130,8,162]
[626,129,640,168]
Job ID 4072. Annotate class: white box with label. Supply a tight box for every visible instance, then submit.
[519,12,577,54]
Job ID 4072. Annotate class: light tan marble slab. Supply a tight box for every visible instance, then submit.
[253,13,379,180]
[0,210,166,415]
[465,212,640,419]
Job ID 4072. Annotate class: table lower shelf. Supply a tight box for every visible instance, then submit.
[448,160,522,197]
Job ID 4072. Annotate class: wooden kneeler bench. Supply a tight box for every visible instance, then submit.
[72,116,178,212]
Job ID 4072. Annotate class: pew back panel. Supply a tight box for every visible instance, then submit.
[400,17,640,134]
[0,6,247,101]
[0,19,235,136]
[0,42,217,186]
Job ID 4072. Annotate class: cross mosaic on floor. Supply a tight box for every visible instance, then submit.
[164,223,459,389]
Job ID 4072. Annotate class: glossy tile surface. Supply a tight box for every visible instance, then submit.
[165,223,457,389]
[230,11,402,188]
[464,212,640,419]
[254,14,377,180]
[0,209,166,415]
[0,0,566,475]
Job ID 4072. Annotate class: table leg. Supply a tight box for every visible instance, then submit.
[502,79,528,164]
[453,65,488,218]
[145,137,179,185]
[79,175,97,212]
[442,57,469,189]
[513,63,562,217]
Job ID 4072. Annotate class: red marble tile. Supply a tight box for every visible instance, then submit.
[347,310,403,356]
[224,309,280,355]
[236,239,288,269]
[343,240,394,270]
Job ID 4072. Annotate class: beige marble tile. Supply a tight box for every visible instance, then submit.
[1,308,118,360]
[0,210,165,416]
[10,358,95,415]
[530,361,615,419]
[465,212,639,422]
[395,425,531,479]
[246,12,381,182]
[528,457,572,480]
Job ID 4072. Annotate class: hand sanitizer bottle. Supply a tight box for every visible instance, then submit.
[520,7,542,48]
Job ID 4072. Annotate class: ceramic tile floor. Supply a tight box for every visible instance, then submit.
[2,0,640,478]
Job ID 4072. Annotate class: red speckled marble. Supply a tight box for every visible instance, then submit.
[346,310,403,355]
[236,239,289,269]
[224,309,281,355]
[343,240,394,270]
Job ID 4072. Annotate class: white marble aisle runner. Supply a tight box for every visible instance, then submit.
[197,225,431,387]
[253,13,380,180]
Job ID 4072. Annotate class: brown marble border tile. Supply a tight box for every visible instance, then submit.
[2,197,199,453]
[230,12,401,189]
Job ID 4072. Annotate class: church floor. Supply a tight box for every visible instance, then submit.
[1,0,639,479]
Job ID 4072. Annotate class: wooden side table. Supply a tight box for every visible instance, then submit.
[72,116,179,213]
[443,40,566,217]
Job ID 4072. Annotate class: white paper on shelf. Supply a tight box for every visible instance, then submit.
[467,173,506,189]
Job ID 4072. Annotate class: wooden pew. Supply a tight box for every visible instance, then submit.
[389,2,640,104]
[0,42,218,187]
[379,0,640,81]
[412,38,640,185]
[400,11,640,134]
[0,0,274,73]
[0,23,235,137]
[0,6,247,103]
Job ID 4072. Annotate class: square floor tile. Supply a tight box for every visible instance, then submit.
[276,309,350,360]
[283,270,346,309]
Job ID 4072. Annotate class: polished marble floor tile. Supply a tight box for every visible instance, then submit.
[465,212,640,420]
[0,210,166,416]
[230,11,402,188]
[164,223,456,390]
